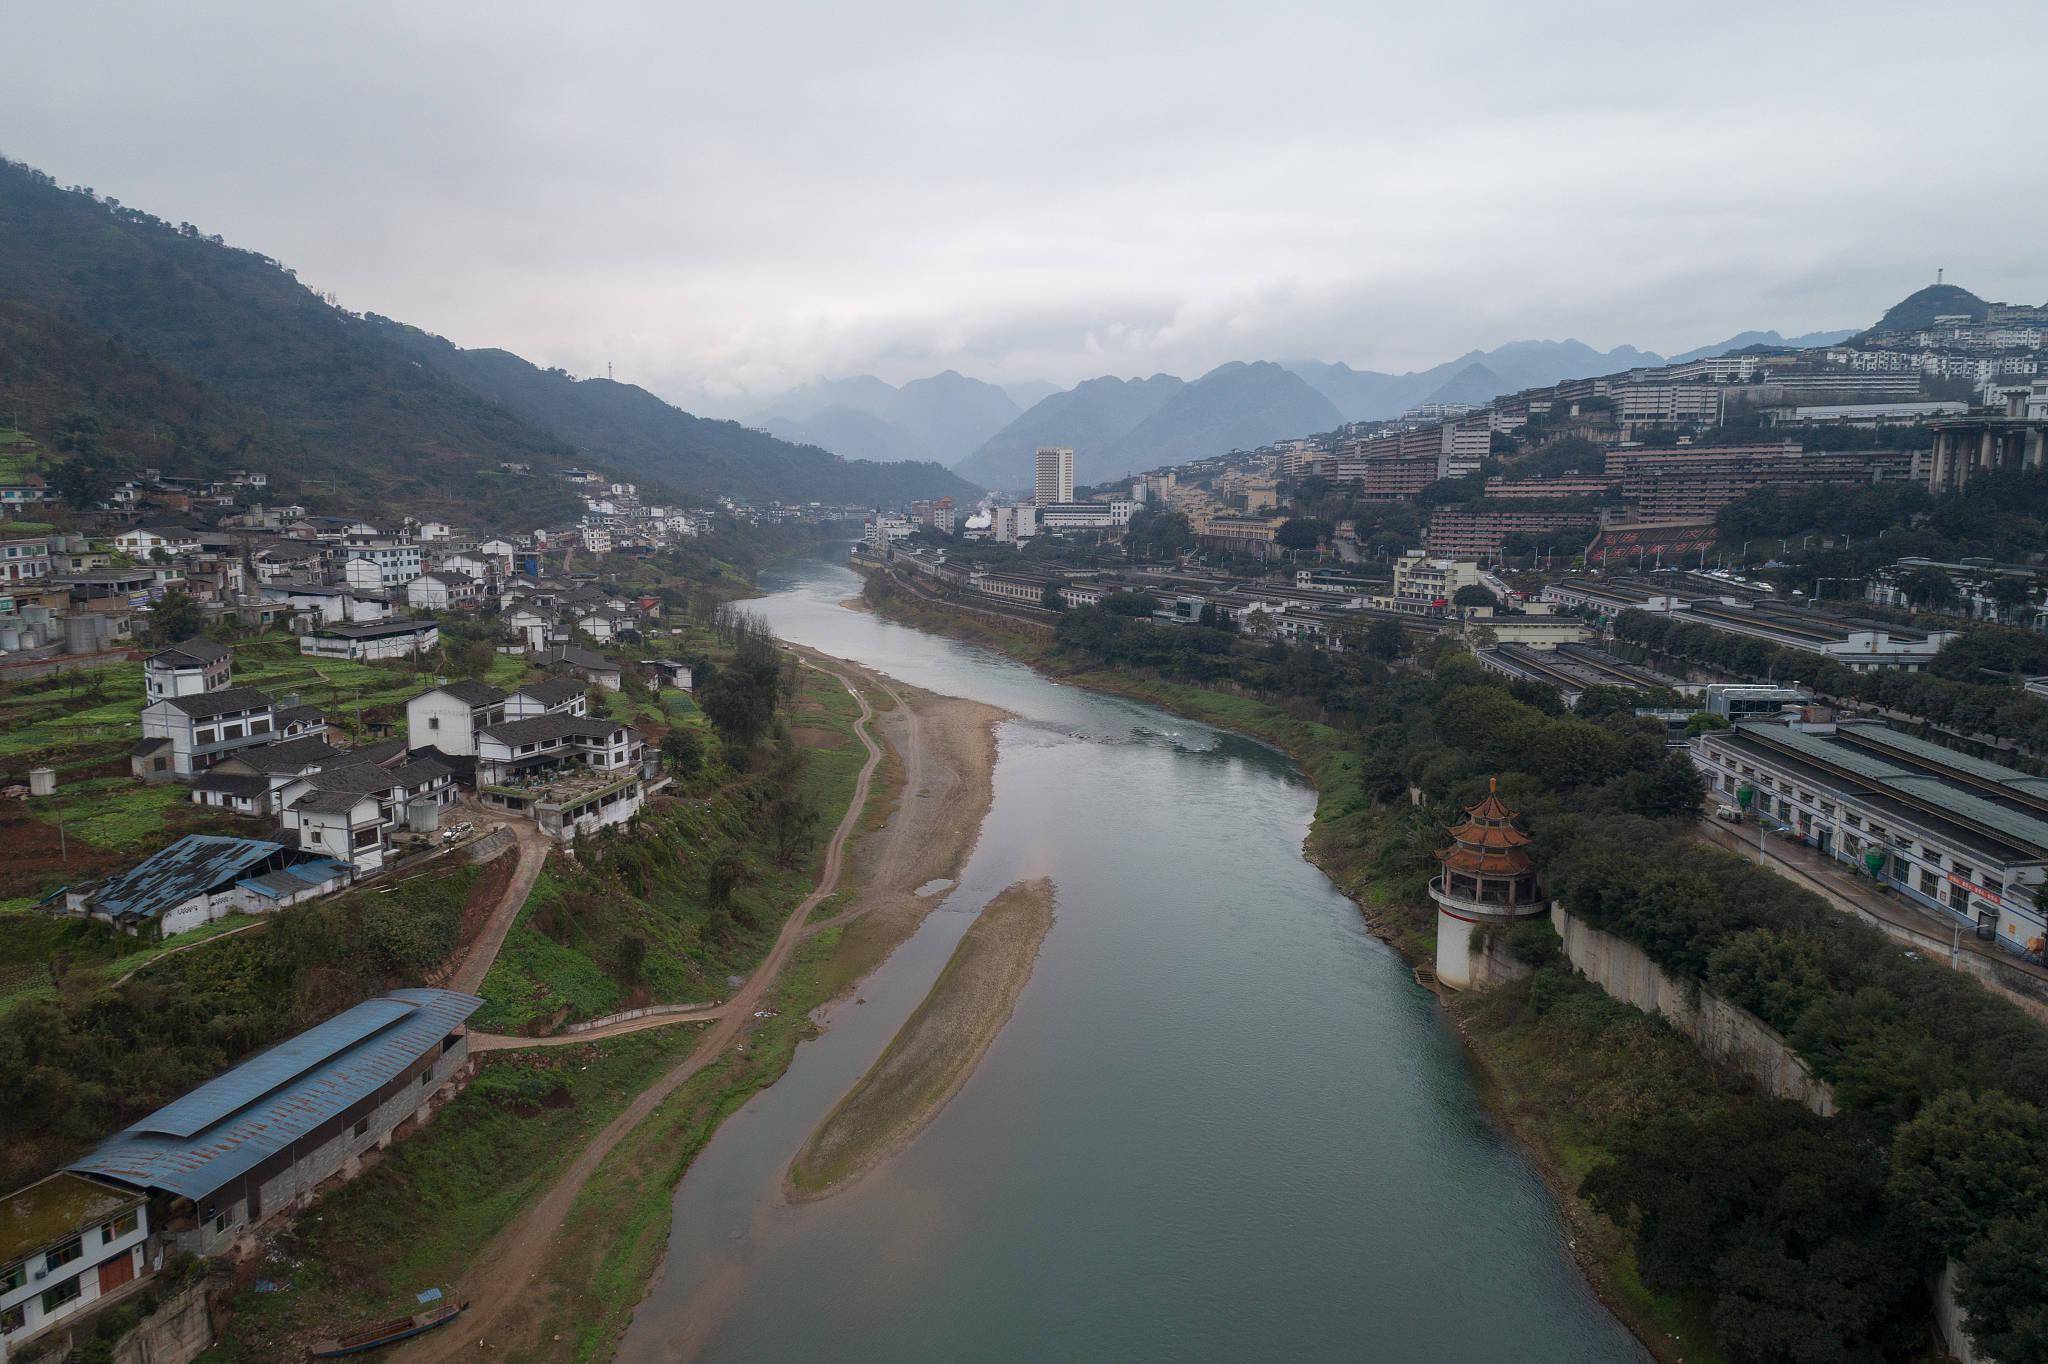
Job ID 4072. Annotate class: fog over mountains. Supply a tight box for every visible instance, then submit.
[743,326,1856,492]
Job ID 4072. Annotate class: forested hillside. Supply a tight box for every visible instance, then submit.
[0,156,972,513]
[364,320,980,504]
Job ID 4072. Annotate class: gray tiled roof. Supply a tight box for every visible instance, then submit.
[159,686,273,719]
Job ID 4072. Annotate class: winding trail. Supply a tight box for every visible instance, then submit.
[447,816,550,995]
[468,1006,729,1052]
[400,657,884,1363]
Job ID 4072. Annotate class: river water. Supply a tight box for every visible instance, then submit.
[616,558,1646,1363]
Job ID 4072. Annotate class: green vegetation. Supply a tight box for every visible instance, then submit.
[0,863,478,1189]
[1617,609,2048,755]
[207,1025,706,1362]
[473,657,866,1033]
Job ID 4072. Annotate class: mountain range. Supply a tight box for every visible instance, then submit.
[751,371,1023,470]
[0,156,975,520]
[942,328,1858,491]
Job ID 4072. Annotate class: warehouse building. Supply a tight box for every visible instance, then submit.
[1691,715,2048,956]
[67,989,482,1258]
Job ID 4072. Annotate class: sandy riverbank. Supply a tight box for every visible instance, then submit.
[802,655,1009,998]
[787,877,1056,1200]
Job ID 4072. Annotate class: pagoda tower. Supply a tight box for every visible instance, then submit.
[1429,778,1544,990]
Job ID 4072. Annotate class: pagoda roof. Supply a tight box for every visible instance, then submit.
[1435,778,1537,876]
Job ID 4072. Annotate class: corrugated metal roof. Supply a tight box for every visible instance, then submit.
[92,835,288,923]
[1838,721,2048,797]
[241,858,348,898]
[69,989,482,1202]
[1742,722,2048,856]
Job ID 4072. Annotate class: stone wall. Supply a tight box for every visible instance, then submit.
[1466,926,1535,992]
[1551,903,1837,1117]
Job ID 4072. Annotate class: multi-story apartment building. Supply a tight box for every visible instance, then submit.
[1034,446,1076,505]
[1422,506,1601,560]
[1374,551,1481,615]
[1035,500,1134,533]
[1605,444,1913,521]
[338,541,423,590]
[1612,381,1724,428]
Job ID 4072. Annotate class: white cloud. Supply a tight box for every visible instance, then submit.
[3,0,2043,407]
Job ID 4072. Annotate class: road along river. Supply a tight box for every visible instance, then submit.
[616,557,1647,1363]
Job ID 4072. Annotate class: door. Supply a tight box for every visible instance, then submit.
[98,1248,136,1294]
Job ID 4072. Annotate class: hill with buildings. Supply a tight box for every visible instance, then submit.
[0,156,970,512]
[1872,283,1991,333]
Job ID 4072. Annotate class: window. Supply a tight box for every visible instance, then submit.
[99,1210,139,1243]
[40,1274,80,1313]
[1,1261,23,1293]
[3,1301,24,1335]
[352,1116,370,1140]
[1920,869,1939,896]
[428,716,440,731]
[45,1238,82,1271]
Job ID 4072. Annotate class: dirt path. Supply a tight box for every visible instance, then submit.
[468,1006,727,1052]
[447,816,550,995]
[400,658,885,1363]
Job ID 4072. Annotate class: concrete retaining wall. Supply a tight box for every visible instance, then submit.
[559,1002,712,1035]
[1551,903,1837,1116]
[111,1279,215,1364]
[1464,926,1535,992]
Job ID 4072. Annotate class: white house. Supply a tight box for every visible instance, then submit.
[405,681,508,757]
[340,541,423,588]
[476,538,518,572]
[112,526,199,559]
[143,639,232,702]
[503,605,553,651]
[137,687,277,777]
[0,1175,150,1355]
[438,552,492,582]
[572,606,633,643]
[503,676,587,718]
[299,618,440,661]
[281,788,389,872]
[405,572,477,611]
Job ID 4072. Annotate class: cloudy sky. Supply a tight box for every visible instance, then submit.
[5,1,2043,412]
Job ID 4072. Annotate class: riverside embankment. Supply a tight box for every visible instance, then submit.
[614,558,1644,1364]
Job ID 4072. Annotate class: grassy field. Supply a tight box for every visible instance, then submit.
[207,1025,708,1362]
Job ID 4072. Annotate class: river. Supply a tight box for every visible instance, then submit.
[616,557,1647,1363]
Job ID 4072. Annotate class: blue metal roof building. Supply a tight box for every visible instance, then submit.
[87,835,294,930]
[69,989,483,1210]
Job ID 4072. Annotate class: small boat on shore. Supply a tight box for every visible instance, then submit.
[309,1300,468,1357]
